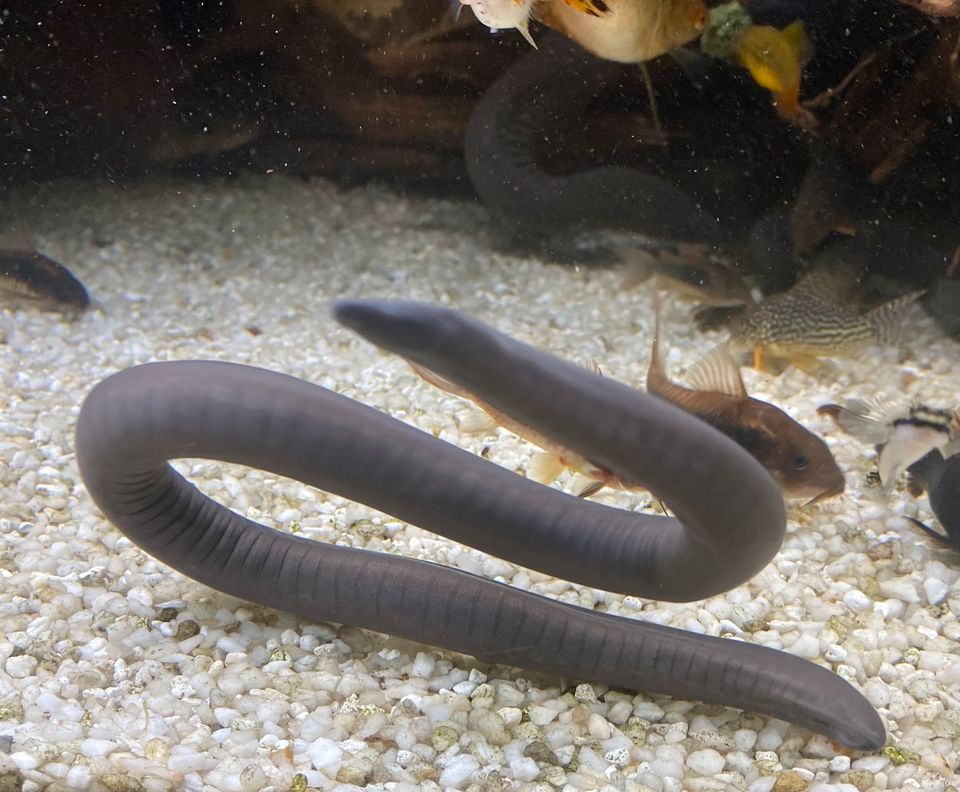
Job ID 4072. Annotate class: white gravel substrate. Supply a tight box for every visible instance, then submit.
[1,177,959,792]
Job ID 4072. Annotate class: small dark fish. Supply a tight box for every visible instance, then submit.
[0,231,89,310]
[790,148,863,254]
[905,450,960,551]
[619,243,755,307]
[648,301,845,502]
[926,275,960,336]
[817,398,958,487]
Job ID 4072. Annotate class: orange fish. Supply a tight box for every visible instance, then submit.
[538,0,708,63]
[734,21,815,126]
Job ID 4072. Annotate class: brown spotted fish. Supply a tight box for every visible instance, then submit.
[648,305,845,502]
[0,231,89,311]
[728,264,922,370]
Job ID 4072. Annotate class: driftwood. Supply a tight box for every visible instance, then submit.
[790,15,960,253]
[2,0,958,227]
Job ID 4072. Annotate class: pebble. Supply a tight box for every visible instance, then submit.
[306,737,343,770]
[588,713,612,740]
[785,633,820,659]
[509,756,540,782]
[923,577,949,605]
[438,754,479,788]
[756,725,785,751]
[79,738,118,758]
[607,701,633,725]
[9,752,39,772]
[829,755,851,773]
[575,684,598,703]
[851,756,890,773]
[4,655,37,679]
[529,706,560,726]
[498,707,523,727]
[65,765,93,788]
[842,590,873,611]
[474,709,510,745]
[687,749,725,776]
[733,729,758,752]
[2,177,956,792]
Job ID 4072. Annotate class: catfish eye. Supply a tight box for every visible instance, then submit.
[688,268,710,287]
[793,454,809,470]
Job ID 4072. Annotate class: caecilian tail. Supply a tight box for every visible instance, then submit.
[867,290,925,345]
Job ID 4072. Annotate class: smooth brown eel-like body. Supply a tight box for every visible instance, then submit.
[74,299,885,750]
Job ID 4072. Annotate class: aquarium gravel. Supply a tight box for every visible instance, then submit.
[1,177,958,792]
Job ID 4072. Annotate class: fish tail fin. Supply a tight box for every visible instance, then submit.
[527,452,566,485]
[867,290,925,345]
[458,408,499,435]
[782,20,812,64]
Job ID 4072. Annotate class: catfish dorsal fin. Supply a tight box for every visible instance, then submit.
[684,342,747,397]
[819,401,889,445]
[647,292,670,391]
[617,246,656,291]
[782,20,812,64]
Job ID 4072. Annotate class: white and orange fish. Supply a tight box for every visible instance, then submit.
[460,0,540,47]
[461,0,707,61]
[538,0,708,63]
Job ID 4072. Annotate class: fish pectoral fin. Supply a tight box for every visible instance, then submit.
[458,408,499,435]
[684,342,747,397]
[788,353,829,376]
[574,479,605,498]
[408,360,466,398]
[852,393,909,427]
[586,359,603,377]
[906,517,954,549]
[781,20,812,63]
[527,452,566,485]
[816,403,890,445]
[517,19,537,48]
